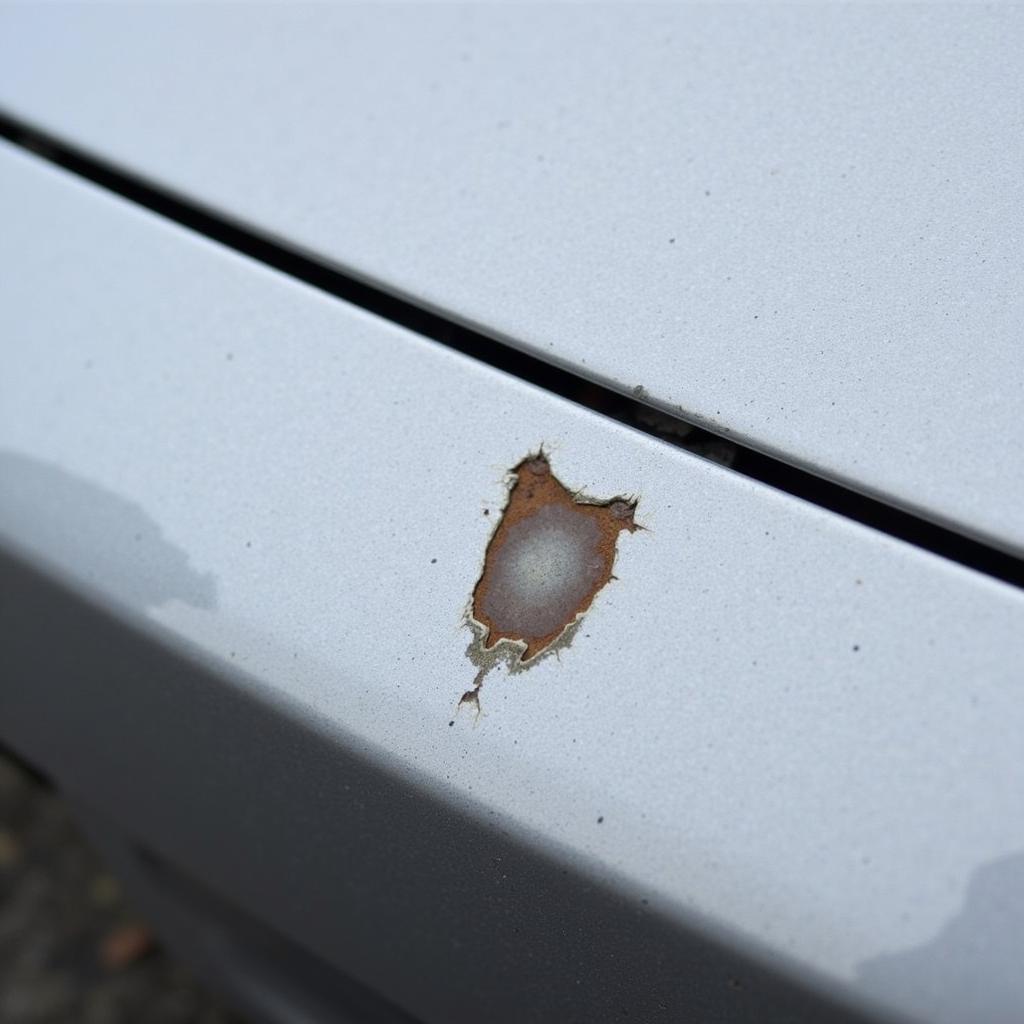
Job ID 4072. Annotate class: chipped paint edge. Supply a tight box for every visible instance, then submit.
[457,448,641,714]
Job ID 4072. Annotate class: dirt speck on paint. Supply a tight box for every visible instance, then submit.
[459,450,639,712]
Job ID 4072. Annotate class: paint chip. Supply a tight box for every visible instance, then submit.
[460,450,639,711]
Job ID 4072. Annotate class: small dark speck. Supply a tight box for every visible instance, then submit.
[483,509,490,516]
[245,541,252,548]
[668,237,676,244]
[226,352,234,361]
[704,189,711,197]
[431,558,437,564]
[852,644,860,652]
[448,720,455,727]
[597,816,604,824]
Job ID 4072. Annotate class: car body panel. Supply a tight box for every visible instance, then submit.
[0,4,1021,552]
[2,141,1024,1023]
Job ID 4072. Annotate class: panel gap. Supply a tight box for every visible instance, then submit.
[1,109,1021,590]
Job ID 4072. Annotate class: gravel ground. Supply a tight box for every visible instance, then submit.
[0,750,246,1024]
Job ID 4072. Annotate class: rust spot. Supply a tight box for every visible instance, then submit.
[462,450,639,705]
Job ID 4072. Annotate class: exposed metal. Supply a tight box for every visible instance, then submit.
[463,449,639,711]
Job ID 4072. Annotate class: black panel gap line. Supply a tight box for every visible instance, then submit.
[1,110,1021,591]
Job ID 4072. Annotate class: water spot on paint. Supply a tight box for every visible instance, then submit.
[458,449,639,712]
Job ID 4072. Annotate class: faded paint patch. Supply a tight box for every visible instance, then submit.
[461,450,639,711]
